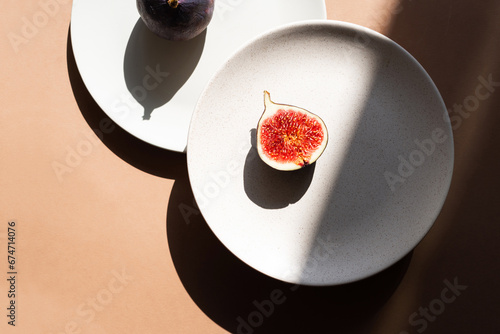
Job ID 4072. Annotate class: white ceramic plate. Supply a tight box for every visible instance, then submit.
[187,20,454,285]
[70,0,327,152]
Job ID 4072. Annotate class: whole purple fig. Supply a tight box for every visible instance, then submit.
[136,0,215,41]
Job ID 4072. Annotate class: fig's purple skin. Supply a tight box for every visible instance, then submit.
[137,0,215,41]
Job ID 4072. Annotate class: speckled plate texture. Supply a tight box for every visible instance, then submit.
[187,20,454,286]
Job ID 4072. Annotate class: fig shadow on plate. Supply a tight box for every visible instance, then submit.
[243,128,315,209]
[123,19,206,120]
[67,26,186,180]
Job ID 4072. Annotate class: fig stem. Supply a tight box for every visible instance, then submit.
[167,0,179,8]
[264,90,272,107]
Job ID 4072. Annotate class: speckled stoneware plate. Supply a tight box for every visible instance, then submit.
[187,20,454,285]
[70,0,326,152]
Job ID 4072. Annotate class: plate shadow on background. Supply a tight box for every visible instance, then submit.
[68,18,415,334]
[167,24,428,333]
[123,19,206,120]
[67,27,186,179]
[243,128,316,209]
[70,19,413,333]
[68,0,500,329]
[167,166,412,333]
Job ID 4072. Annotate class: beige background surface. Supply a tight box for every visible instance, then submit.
[1,0,499,333]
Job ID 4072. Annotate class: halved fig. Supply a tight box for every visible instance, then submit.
[256,91,328,171]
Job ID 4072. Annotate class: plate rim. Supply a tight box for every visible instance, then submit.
[69,0,328,153]
[186,19,455,286]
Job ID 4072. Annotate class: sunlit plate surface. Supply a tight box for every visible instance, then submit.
[187,20,454,285]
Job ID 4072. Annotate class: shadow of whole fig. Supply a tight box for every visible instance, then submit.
[123,19,206,120]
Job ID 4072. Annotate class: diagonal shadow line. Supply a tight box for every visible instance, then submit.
[66,25,186,180]
[292,15,455,286]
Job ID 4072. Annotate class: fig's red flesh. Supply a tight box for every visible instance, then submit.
[260,109,325,166]
[257,91,328,171]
